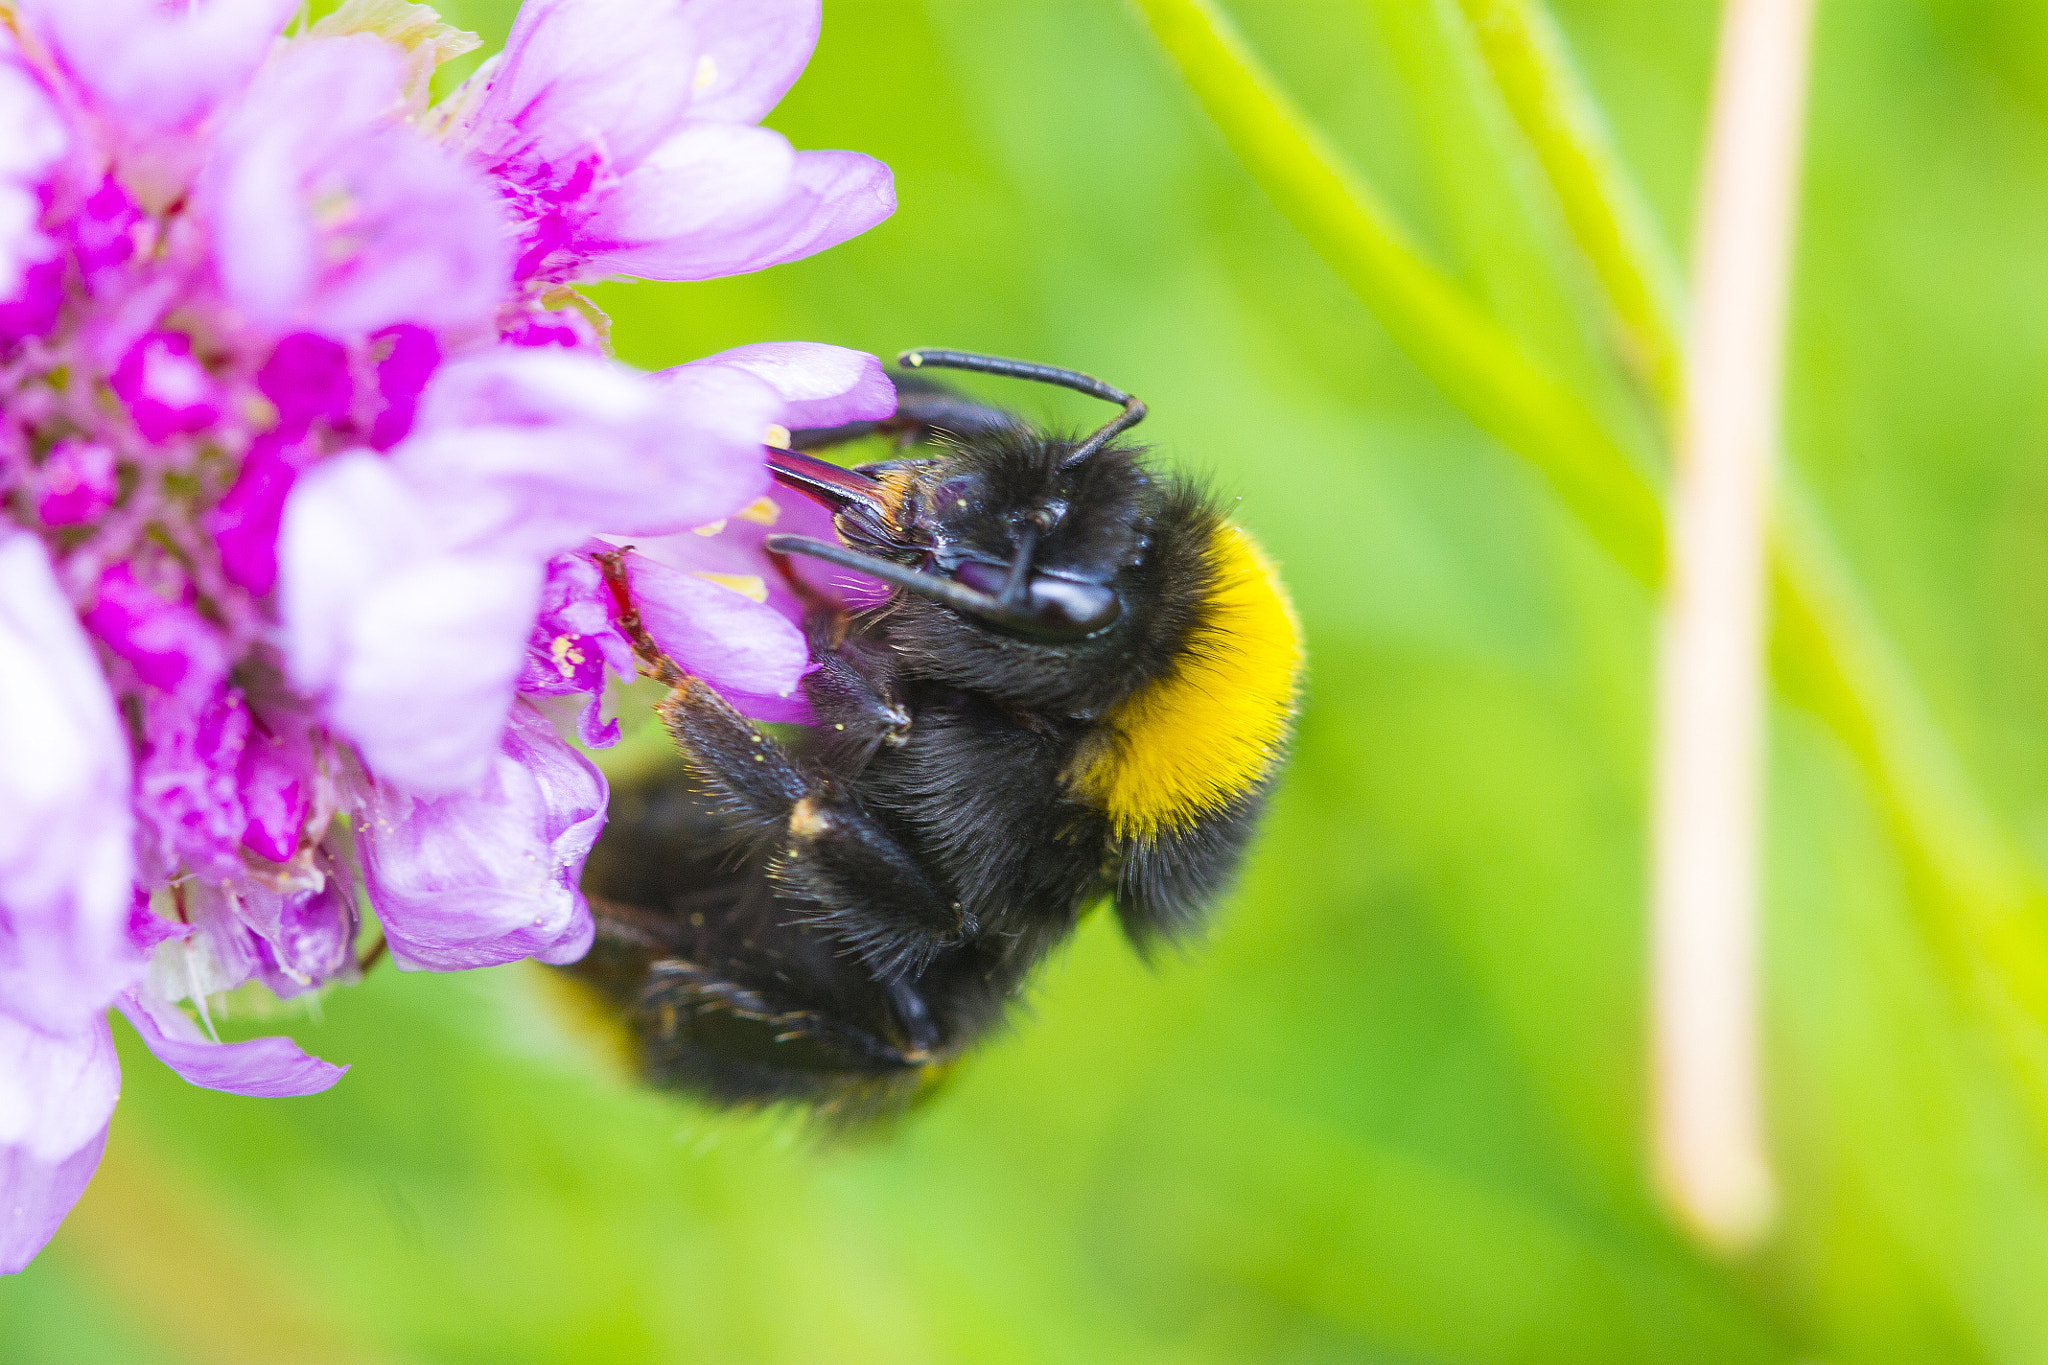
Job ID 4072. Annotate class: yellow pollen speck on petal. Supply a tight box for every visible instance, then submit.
[311,186,356,232]
[737,497,780,526]
[549,634,585,678]
[694,572,768,603]
[691,519,728,537]
[764,423,791,449]
[693,53,718,92]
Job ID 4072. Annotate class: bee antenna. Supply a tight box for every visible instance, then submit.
[897,349,1145,469]
[766,534,1013,621]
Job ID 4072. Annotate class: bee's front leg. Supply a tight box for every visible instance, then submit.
[801,627,911,776]
[653,676,965,978]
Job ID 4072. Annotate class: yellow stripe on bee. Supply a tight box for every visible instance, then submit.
[1075,524,1302,840]
[527,963,643,1087]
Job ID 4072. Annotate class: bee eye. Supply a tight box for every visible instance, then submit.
[951,563,1121,640]
[1023,574,1120,638]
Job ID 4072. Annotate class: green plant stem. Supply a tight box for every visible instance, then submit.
[1449,0,1686,412]
[1437,0,2048,1019]
[1124,0,2048,1028]
[1124,0,1664,587]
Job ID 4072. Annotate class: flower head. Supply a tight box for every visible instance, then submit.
[0,0,895,1273]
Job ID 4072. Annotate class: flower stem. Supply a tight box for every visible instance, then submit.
[1448,0,1686,413]
[1123,0,1664,586]
[1122,0,2048,1146]
[1650,0,1817,1252]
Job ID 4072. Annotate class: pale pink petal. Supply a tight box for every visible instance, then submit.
[17,0,297,130]
[277,453,539,794]
[238,852,359,996]
[579,148,893,281]
[355,702,604,970]
[621,489,887,632]
[461,0,701,175]
[207,36,511,336]
[0,536,140,1034]
[0,1013,118,1164]
[576,123,793,265]
[114,990,344,1097]
[397,348,775,552]
[0,41,68,301]
[0,1012,114,1264]
[626,552,810,698]
[680,0,820,124]
[0,1124,106,1275]
[326,552,541,793]
[681,341,894,430]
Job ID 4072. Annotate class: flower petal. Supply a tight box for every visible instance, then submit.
[580,148,893,282]
[134,683,251,882]
[141,884,262,1003]
[207,35,511,336]
[681,341,894,430]
[626,552,810,698]
[518,552,635,748]
[621,489,888,632]
[17,0,297,131]
[236,696,318,865]
[207,434,299,596]
[239,853,359,998]
[461,0,701,177]
[0,1012,115,1267]
[356,701,605,970]
[278,452,540,794]
[0,1123,107,1276]
[331,554,542,793]
[0,40,68,303]
[576,122,793,269]
[36,442,119,528]
[82,560,231,698]
[0,536,141,1034]
[278,451,427,699]
[116,990,344,1097]
[0,1013,118,1163]
[397,348,775,553]
[679,0,820,124]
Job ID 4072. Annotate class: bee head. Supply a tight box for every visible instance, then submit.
[761,352,1214,712]
[763,434,1150,645]
[902,427,1152,642]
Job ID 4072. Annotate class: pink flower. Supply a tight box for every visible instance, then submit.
[0,0,896,1274]
[452,0,893,284]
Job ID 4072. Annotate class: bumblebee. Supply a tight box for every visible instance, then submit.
[566,350,1303,1113]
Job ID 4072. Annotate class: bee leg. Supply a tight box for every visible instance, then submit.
[777,792,968,979]
[655,677,967,975]
[800,620,912,775]
[765,565,909,776]
[637,959,938,1110]
[596,550,962,977]
[803,654,910,773]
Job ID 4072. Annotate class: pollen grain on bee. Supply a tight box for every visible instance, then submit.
[789,797,833,839]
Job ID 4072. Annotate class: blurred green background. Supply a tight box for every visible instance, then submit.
[12,0,2048,1359]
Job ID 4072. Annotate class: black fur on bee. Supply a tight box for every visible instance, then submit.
[565,351,1302,1117]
